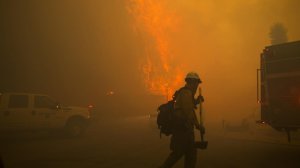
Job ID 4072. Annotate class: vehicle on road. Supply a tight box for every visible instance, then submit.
[258,41,300,141]
[0,92,91,137]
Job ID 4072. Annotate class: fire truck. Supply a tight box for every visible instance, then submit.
[258,40,300,141]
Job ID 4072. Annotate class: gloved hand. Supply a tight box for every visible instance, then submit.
[195,95,204,105]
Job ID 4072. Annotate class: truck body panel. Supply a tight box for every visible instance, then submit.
[260,41,300,130]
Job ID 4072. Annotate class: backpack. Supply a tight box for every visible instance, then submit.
[157,87,186,137]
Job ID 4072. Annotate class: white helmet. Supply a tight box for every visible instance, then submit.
[185,72,202,83]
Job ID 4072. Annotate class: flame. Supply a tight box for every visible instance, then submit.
[127,0,185,100]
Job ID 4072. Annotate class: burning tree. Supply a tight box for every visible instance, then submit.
[127,0,185,99]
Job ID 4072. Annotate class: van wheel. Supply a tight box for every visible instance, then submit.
[65,120,86,137]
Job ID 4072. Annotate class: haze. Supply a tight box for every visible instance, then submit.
[2,1,300,168]
[1,0,300,125]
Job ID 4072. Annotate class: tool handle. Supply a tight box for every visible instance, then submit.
[200,130,204,141]
[198,87,205,141]
[198,87,204,125]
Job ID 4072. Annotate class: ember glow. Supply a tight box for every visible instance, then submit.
[127,0,185,99]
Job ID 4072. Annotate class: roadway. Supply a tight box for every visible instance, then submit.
[1,115,300,168]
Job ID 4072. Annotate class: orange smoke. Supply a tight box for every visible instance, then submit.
[127,0,185,100]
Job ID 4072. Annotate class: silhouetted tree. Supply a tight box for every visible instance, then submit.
[269,23,288,45]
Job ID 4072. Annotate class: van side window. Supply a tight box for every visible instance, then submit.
[8,95,29,108]
[34,96,56,108]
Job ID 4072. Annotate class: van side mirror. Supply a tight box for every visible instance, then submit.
[49,103,60,110]
[55,103,61,109]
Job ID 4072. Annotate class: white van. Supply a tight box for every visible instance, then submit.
[0,92,91,136]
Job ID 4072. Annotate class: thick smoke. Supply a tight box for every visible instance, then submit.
[269,23,288,45]
[1,0,300,119]
[163,0,300,124]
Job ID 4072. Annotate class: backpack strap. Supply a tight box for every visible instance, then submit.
[172,86,191,101]
[173,86,195,104]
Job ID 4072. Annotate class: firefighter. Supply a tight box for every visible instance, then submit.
[160,72,204,168]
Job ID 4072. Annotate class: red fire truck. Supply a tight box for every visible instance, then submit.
[258,41,300,141]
